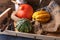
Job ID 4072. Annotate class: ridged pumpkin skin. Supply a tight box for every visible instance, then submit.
[16,18,32,33]
[32,10,50,23]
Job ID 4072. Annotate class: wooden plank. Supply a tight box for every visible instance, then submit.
[36,34,60,40]
[4,30,16,36]
[4,30,36,38]
[16,31,36,38]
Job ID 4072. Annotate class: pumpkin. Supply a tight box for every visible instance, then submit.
[32,10,51,23]
[16,18,32,33]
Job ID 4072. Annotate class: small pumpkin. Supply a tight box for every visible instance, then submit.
[32,10,51,23]
[16,18,32,33]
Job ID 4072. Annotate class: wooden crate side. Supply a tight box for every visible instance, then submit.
[4,30,36,38]
[36,34,60,40]
[4,30,16,36]
[0,8,60,40]
[0,8,11,24]
[16,31,36,38]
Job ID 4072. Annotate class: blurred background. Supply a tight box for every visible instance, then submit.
[0,0,60,14]
[0,0,14,14]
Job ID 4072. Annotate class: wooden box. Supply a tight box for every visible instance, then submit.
[0,8,60,40]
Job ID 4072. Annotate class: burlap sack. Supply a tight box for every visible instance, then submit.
[42,1,60,32]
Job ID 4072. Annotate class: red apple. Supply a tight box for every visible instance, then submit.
[16,4,34,19]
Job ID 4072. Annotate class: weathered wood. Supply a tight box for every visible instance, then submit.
[3,30,16,36]
[0,8,11,24]
[47,33,60,37]
[0,8,12,31]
